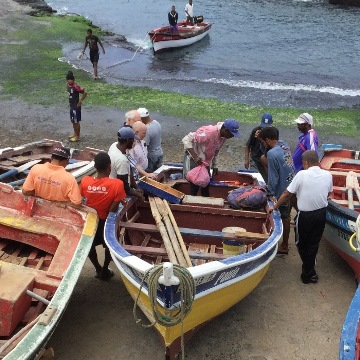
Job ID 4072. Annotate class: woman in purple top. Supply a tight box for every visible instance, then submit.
[292,113,318,173]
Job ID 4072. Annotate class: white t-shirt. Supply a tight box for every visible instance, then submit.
[108,142,130,182]
[185,3,193,17]
[287,166,333,211]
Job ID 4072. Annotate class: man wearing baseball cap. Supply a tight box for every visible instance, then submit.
[137,107,163,172]
[292,113,319,173]
[22,146,82,205]
[108,127,144,201]
[244,113,273,183]
[182,118,240,196]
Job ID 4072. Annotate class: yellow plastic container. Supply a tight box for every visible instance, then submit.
[222,227,247,255]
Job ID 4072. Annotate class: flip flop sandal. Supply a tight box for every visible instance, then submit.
[68,134,76,139]
[69,137,80,142]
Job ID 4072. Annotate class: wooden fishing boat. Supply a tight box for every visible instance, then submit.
[0,182,98,359]
[320,145,360,278]
[104,171,281,359]
[319,145,360,360]
[0,139,101,188]
[148,20,211,54]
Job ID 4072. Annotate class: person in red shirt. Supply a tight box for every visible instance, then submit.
[81,152,126,280]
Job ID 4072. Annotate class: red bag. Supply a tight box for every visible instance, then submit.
[186,163,210,187]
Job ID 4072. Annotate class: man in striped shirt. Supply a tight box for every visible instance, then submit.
[292,113,319,173]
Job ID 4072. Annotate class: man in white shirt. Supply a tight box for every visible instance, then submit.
[108,126,144,201]
[185,0,193,26]
[269,150,333,284]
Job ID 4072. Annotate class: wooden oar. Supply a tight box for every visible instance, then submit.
[154,197,188,267]
[0,159,41,180]
[149,196,178,264]
[163,200,193,267]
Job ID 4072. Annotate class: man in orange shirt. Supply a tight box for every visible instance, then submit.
[22,146,82,205]
[80,152,126,280]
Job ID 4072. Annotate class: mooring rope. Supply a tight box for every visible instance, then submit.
[133,264,195,359]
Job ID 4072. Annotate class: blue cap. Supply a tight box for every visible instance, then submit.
[223,118,240,138]
[260,113,273,127]
[117,127,140,140]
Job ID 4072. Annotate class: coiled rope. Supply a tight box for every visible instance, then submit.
[133,264,195,359]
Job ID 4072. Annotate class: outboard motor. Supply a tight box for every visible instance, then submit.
[193,15,204,24]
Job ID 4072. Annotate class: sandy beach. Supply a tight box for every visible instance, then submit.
[1,1,359,359]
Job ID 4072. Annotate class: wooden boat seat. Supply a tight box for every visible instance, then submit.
[0,209,80,280]
[182,195,224,207]
[119,221,269,244]
[123,244,232,261]
[330,170,360,177]
[332,199,360,208]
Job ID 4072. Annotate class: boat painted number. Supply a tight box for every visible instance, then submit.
[214,267,240,286]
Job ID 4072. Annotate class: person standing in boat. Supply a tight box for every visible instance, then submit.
[257,127,295,255]
[185,0,194,26]
[168,5,178,31]
[269,150,333,284]
[82,28,105,80]
[80,152,126,281]
[22,146,82,206]
[182,119,240,197]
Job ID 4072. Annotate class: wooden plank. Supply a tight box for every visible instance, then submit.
[155,244,165,265]
[127,211,140,223]
[123,244,231,260]
[0,154,51,166]
[141,234,151,247]
[118,221,269,243]
[35,257,45,270]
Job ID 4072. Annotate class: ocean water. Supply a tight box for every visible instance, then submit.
[49,0,360,109]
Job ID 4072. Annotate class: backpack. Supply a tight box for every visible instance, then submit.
[227,186,268,209]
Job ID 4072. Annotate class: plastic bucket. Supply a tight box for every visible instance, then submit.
[222,227,247,255]
[223,240,246,255]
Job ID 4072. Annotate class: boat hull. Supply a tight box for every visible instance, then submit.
[0,183,98,359]
[148,21,211,53]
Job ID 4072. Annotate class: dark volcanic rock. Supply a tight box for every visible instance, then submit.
[13,0,55,14]
[329,0,360,6]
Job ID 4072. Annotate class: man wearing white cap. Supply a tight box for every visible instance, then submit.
[292,113,319,173]
[137,107,163,173]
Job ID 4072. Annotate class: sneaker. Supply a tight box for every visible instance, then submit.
[301,272,319,284]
